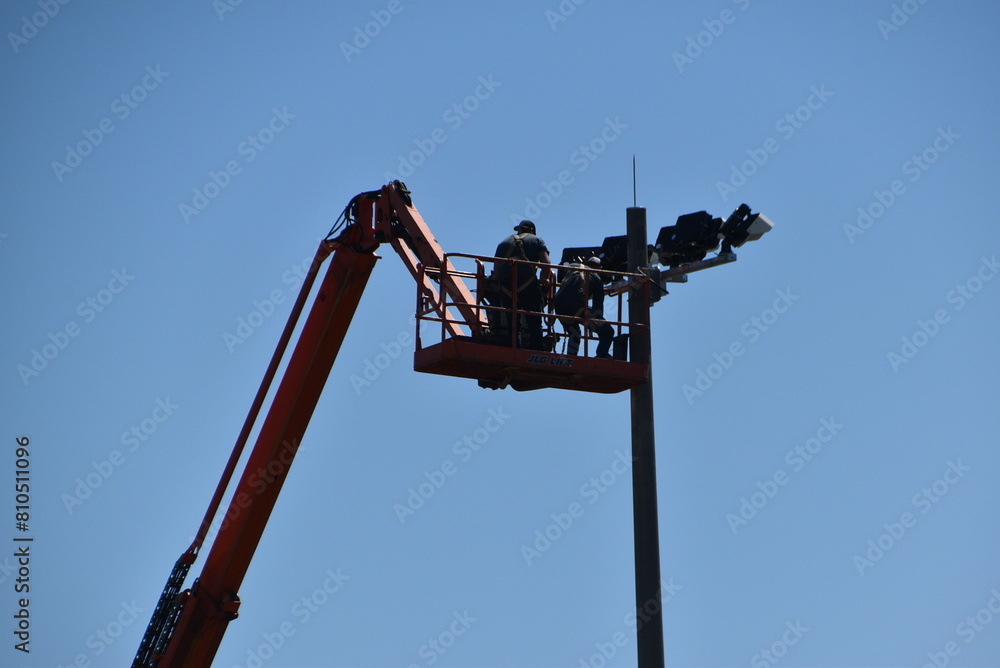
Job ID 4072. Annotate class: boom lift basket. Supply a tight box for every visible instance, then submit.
[413,253,649,393]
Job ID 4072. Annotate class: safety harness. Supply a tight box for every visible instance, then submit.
[500,233,537,295]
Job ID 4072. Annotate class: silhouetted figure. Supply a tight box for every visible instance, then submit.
[553,257,613,358]
[493,220,551,350]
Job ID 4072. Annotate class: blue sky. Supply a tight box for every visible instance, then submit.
[3,1,1000,667]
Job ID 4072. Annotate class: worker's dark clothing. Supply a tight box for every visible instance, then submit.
[492,233,549,349]
[553,265,614,358]
[494,232,549,289]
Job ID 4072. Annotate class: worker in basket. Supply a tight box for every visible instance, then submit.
[553,256,614,358]
[491,220,552,350]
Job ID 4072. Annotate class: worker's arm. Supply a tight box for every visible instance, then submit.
[538,249,552,283]
[590,274,605,315]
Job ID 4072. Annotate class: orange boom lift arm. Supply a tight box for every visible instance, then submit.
[131,182,487,667]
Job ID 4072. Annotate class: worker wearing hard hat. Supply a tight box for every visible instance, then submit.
[553,256,614,358]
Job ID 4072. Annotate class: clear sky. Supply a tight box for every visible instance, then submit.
[3,1,999,667]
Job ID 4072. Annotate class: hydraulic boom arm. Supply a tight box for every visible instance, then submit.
[133,182,481,667]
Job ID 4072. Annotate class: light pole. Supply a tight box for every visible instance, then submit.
[624,201,774,667]
[627,205,665,668]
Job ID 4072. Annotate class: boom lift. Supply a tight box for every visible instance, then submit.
[131,181,652,667]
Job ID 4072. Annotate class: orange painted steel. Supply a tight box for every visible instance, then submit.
[157,247,377,667]
[415,338,647,393]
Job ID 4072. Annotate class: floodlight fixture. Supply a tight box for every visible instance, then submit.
[560,203,774,291]
[719,204,774,252]
[558,244,605,282]
[559,245,604,267]
[653,211,723,268]
[560,236,638,277]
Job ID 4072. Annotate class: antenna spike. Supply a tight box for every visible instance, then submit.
[632,155,637,207]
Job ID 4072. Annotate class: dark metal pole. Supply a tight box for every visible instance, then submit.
[627,206,665,667]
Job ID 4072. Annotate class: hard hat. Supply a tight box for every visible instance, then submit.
[585,256,602,268]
